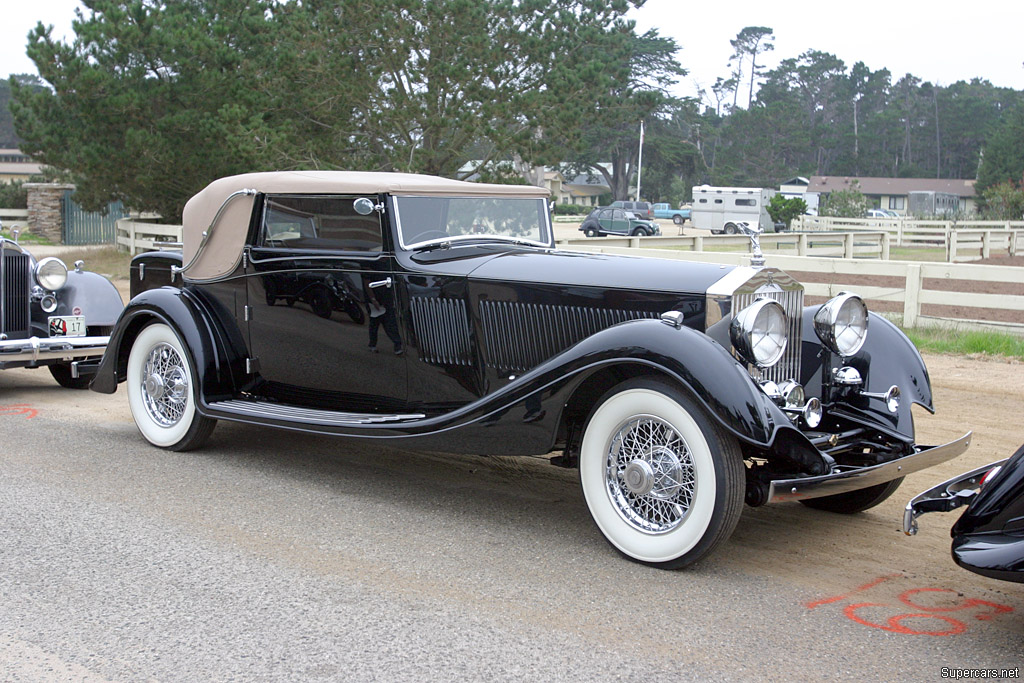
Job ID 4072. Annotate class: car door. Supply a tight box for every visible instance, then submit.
[244,194,408,412]
[608,209,630,235]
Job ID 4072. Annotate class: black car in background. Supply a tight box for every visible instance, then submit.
[93,171,971,569]
[579,207,660,237]
[905,443,1024,582]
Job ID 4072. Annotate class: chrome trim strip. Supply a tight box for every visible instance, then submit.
[0,335,110,363]
[767,431,972,504]
[210,399,425,425]
[902,456,1007,535]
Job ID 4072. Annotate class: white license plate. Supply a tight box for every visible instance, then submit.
[48,316,86,337]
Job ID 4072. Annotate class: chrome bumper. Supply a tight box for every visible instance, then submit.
[902,457,1007,536]
[0,335,110,364]
[768,431,973,504]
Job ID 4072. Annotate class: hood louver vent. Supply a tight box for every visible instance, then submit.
[480,301,657,374]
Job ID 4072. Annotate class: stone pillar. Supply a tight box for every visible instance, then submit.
[24,183,75,243]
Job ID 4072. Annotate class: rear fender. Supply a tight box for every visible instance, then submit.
[90,286,248,399]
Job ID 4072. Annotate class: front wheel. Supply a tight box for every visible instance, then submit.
[126,323,216,451]
[579,378,745,569]
[724,223,738,235]
[48,363,91,389]
[632,227,649,237]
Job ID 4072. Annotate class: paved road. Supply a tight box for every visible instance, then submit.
[0,366,1020,682]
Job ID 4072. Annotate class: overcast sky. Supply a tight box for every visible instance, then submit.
[3,0,1023,101]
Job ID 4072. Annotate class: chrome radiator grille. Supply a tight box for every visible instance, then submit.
[1,252,30,339]
[480,300,657,374]
[731,284,803,384]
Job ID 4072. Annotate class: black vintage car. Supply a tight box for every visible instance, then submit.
[92,171,971,568]
[0,230,122,387]
[904,444,1024,582]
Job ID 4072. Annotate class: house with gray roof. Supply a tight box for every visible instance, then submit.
[807,176,978,216]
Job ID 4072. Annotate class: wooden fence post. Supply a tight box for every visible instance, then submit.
[881,232,890,261]
[129,220,137,256]
[903,264,922,328]
[982,231,991,259]
[798,233,808,256]
[694,235,704,252]
[947,230,957,262]
[844,232,854,259]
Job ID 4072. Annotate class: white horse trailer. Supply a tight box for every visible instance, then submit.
[691,186,778,234]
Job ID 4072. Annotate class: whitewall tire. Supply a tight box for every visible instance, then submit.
[126,323,215,451]
[579,379,744,568]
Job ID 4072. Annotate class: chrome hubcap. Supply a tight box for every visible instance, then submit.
[606,416,695,534]
[140,342,189,427]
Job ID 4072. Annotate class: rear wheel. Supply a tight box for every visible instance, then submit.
[126,323,215,451]
[584,227,598,238]
[579,378,745,569]
[672,215,684,225]
[48,363,91,389]
[724,223,738,235]
[800,477,905,513]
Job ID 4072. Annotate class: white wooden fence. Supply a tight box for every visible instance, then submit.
[792,215,1024,262]
[565,232,891,259]
[115,218,183,255]
[557,240,1024,335]
[0,208,29,230]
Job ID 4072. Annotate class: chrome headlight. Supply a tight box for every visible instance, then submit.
[730,298,788,368]
[814,292,868,357]
[35,257,68,291]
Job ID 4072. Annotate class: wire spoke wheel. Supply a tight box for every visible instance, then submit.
[127,323,215,451]
[606,415,696,534]
[579,379,744,568]
[141,342,189,427]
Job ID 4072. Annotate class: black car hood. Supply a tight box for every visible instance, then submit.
[466,248,737,295]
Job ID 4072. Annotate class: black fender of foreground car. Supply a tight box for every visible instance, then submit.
[799,309,932,440]
[94,293,809,465]
[91,285,250,399]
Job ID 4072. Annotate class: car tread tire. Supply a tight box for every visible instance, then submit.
[127,323,215,451]
[579,378,744,569]
[799,477,905,514]
[48,363,91,389]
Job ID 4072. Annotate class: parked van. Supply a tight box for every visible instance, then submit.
[691,186,777,234]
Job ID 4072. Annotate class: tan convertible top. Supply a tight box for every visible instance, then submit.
[181,171,550,281]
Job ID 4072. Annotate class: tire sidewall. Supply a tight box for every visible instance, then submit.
[126,323,199,448]
[579,382,730,566]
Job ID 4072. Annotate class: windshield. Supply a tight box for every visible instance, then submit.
[394,196,551,249]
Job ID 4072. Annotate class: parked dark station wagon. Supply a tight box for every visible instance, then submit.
[92,171,971,568]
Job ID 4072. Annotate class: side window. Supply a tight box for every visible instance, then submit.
[714,199,723,204]
[261,195,383,253]
[735,198,756,207]
[613,209,627,220]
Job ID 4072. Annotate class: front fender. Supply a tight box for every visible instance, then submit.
[55,270,124,326]
[538,318,785,448]
[800,309,931,439]
[90,286,247,398]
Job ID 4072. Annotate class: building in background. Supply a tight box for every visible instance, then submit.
[807,176,977,217]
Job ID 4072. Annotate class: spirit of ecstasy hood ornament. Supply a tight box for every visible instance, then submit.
[737,222,765,268]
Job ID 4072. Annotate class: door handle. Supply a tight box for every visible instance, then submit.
[368,277,393,289]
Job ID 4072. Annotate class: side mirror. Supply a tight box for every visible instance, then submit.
[354,198,378,216]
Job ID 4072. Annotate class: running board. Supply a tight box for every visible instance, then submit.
[209,399,425,426]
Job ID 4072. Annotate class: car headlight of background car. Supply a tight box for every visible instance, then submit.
[813,292,869,357]
[730,298,788,368]
[34,257,69,292]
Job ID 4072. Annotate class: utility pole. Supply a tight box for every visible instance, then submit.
[636,120,645,201]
